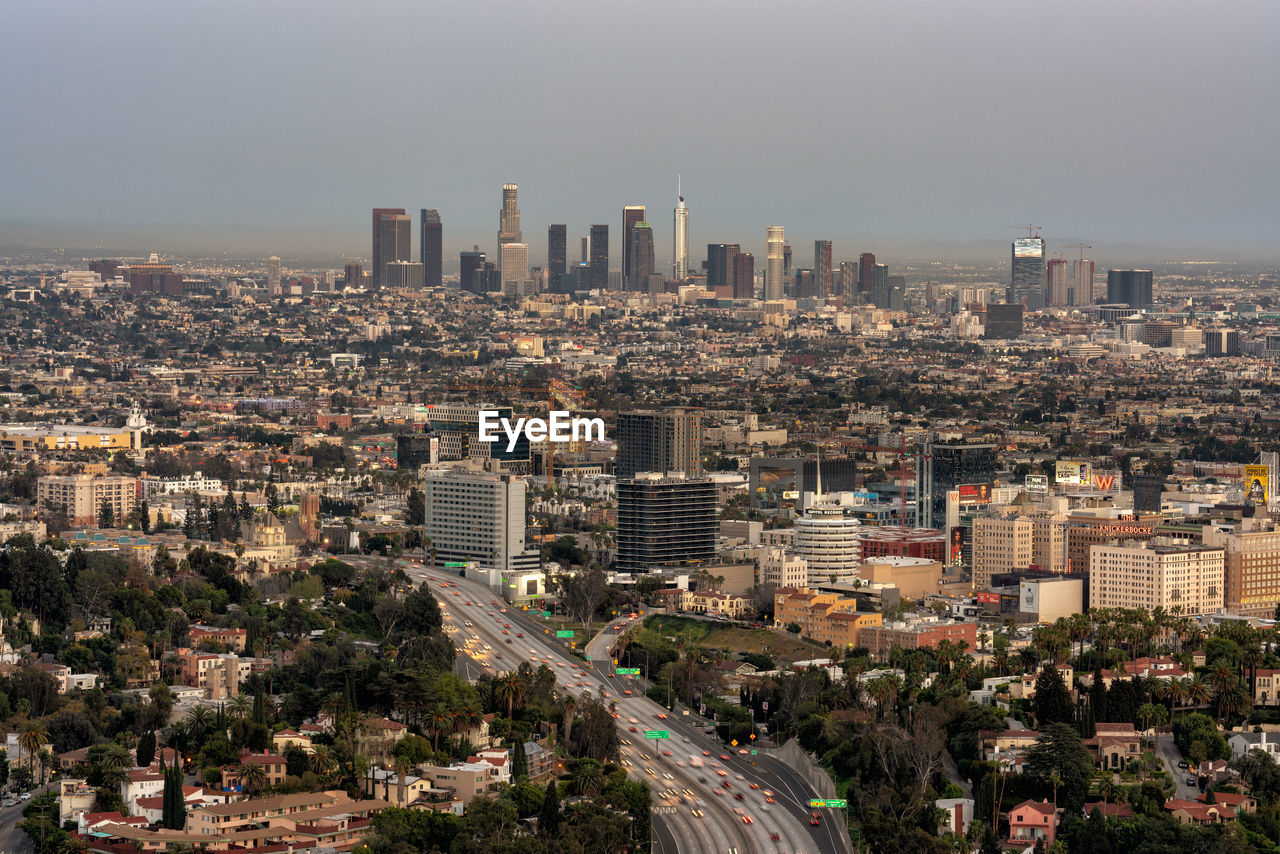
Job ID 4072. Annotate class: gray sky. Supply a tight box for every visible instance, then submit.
[2,0,1277,263]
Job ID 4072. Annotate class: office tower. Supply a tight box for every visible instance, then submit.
[500,243,529,289]
[1072,259,1095,306]
[589,224,609,290]
[871,263,890,308]
[1106,269,1153,309]
[420,209,442,287]
[1205,328,1241,357]
[396,433,438,470]
[765,226,785,300]
[616,473,717,571]
[1089,542,1223,616]
[915,441,997,529]
[888,275,906,311]
[794,269,817,299]
[460,248,486,294]
[343,262,363,290]
[267,256,281,296]
[706,243,740,290]
[498,183,521,251]
[814,240,832,299]
[422,469,531,573]
[581,237,589,263]
[1008,235,1046,306]
[623,205,646,287]
[1045,258,1069,306]
[385,260,424,289]
[984,304,1024,339]
[628,222,655,290]
[857,253,876,296]
[839,260,858,302]
[673,178,689,280]
[793,504,863,585]
[376,212,412,287]
[733,253,755,299]
[616,408,703,481]
[421,403,530,470]
[783,244,792,274]
[548,224,567,292]
[371,207,407,288]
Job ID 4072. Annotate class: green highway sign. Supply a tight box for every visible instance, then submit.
[808,799,847,809]
[556,630,574,638]
[750,750,758,756]
[644,730,670,739]
[616,667,640,676]
[444,561,467,567]
[540,611,552,617]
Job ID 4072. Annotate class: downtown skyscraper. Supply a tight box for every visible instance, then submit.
[1008,234,1047,307]
[622,205,646,287]
[589,224,609,290]
[766,225,785,300]
[673,178,689,281]
[371,207,407,288]
[498,184,521,248]
[420,209,442,287]
[548,224,567,292]
[814,240,832,299]
[629,222,655,291]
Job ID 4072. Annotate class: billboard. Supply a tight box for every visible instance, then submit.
[1013,237,1044,259]
[976,591,1001,605]
[1246,464,1270,506]
[957,483,992,503]
[1090,471,1121,492]
[1025,474,1049,498]
[1055,461,1091,484]
[948,525,969,564]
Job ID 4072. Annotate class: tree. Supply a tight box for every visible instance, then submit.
[161,756,186,830]
[1027,722,1094,816]
[98,498,114,529]
[538,780,560,835]
[567,758,605,796]
[18,721,48,783]
[237,760,269,796]
[1032,666,1074,727]
[136,730,156,768]
[512,738,528,781]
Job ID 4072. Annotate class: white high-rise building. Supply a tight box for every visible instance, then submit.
[766,225,785,300]
[1089,541,1224,616]
[673,177,689,281]
[422,470,529,576]
[267,256,281,296]
[499,243,529,289]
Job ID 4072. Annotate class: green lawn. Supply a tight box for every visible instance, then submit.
[644,615,825,663]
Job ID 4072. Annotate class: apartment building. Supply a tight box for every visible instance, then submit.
[1201,522,1280,617]
[773,587,882,648]
[1088,540,1225,616]
[860,616,979,658]
[972,515,1034,589]
[760,547,808,588]
[36,474,137,527]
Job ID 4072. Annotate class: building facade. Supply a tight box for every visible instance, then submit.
[420,209,442,287]
[615,408,703,480]
[1089,541,1224,616]
[37,474,137,527]
[422,470,528,574]
[616,473,717,571]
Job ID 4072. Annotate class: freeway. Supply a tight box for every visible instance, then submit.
[394,558,837,854]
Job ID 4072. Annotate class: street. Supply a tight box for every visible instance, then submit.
[1155,734,1199,801]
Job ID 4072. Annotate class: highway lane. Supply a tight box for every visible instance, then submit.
[402,561,754,854]
[586,617,851,854]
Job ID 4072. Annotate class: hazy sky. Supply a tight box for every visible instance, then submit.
[2,0,1278,263]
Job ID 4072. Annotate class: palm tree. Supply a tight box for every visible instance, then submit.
[95,742,134,790]
[562,695,578,746]
[495,671,525,721]
[309,745,337,779]
[394,755,411,806]
[228,694,252,720]
[1186,676,1211,711]
[427,704,452,752]
[19,721,48,782]
[568,759,605,796]
[1098,778,1118,805]
[59,836,91,854]
[237,760,269,796]
[187,704,212,736]
[1242,646,1263,698]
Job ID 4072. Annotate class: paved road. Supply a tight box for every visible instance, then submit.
[1155,734,1199,800]
[0,787,51,854]
[400,559,827,854]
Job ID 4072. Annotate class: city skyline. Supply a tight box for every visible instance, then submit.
[2,1,1278,261]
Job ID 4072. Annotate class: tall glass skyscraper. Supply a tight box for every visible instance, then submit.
[673,178,689,281]
[623,205,646,287]
[1008,236,1046,306]
[766,225,785,300]
[548,224,567,292]
[420,209,442,287]
[589,224,609,290]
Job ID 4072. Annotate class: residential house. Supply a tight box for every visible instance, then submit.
[1229,730,1280,761]
[1008,799,1057,847]
[1086,722,1141,771]
[1164,798,1231,826]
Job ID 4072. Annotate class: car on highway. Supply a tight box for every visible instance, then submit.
[770,832,780,841]
[741,815,753,824]
[734,792,744,800]
[749,783,760,789]
[765,796,775,803]
[720,754,730,760]
[691,809,703,818]
[702,751,711,756]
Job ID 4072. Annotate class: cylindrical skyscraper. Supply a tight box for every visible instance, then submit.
[673,177,689,281]
[766,225,785,300]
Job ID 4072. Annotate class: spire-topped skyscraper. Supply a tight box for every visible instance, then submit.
[673,176,689,281]
[498,183,521,249]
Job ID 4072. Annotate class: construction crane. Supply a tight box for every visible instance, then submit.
[1007,224,1043,238]
[824,435,923,525]
[1060,242,1091,261]
[445,378,586,490]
